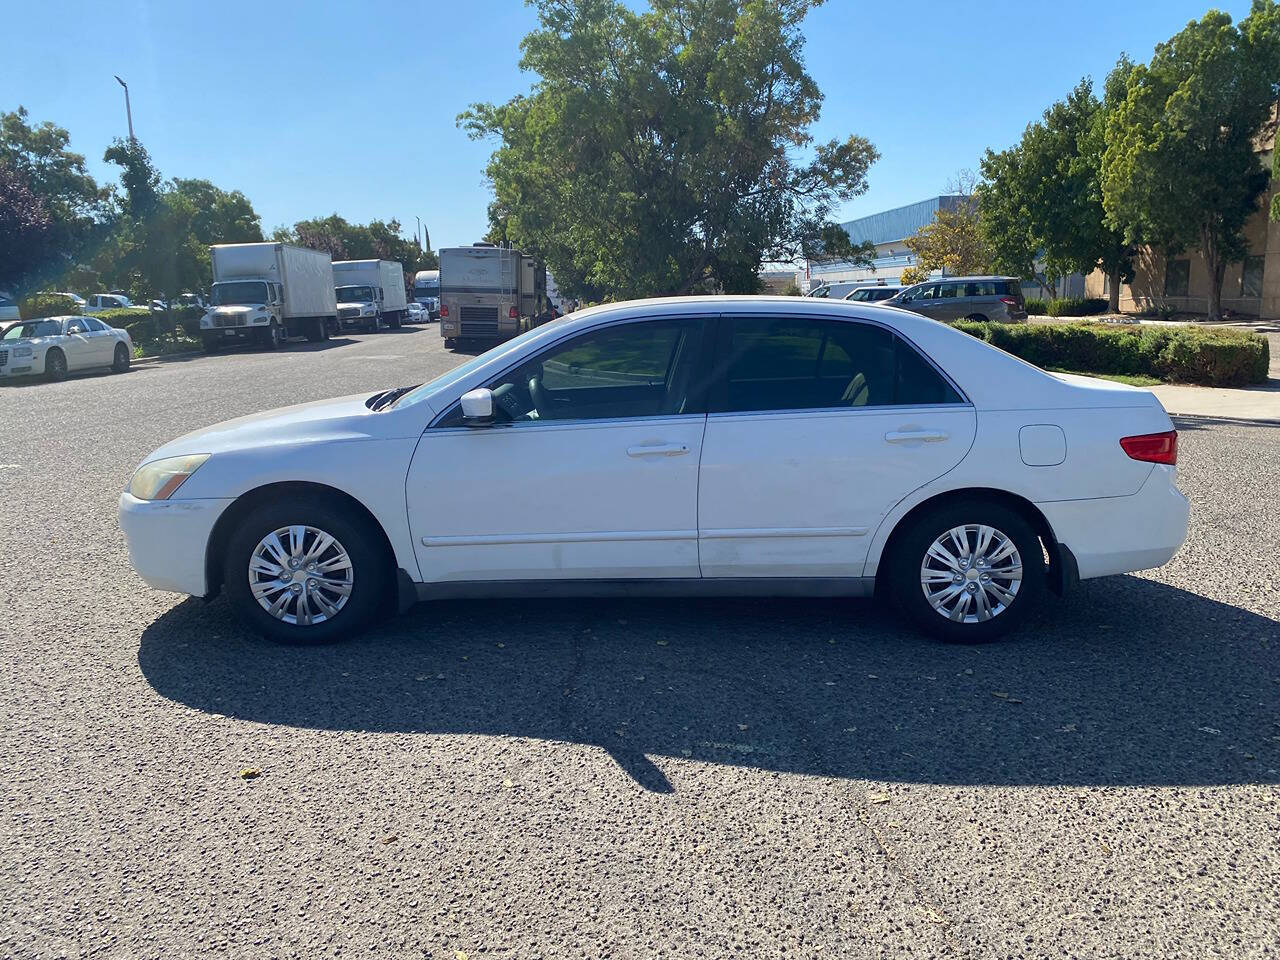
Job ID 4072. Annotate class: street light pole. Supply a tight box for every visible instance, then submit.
[415,216,422,250]
[113,75,135,142]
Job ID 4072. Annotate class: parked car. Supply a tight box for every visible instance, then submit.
[885,277,1027,323]
[85,293,132,313]
[0,291,19,323]
[406,302,426,323]
[844,285,903,303]
[1,316,133,381]
[148,299,169,313]
[120,296,1187,646]
[806,281,863,299]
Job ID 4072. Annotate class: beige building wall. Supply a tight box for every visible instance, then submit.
[1086,185,1278,319]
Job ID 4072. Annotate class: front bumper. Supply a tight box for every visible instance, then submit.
[1038,465,1190,580]
[118,492,234,596]
[0,352,44,377]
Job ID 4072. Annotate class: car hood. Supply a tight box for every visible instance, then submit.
[143,392,417,461]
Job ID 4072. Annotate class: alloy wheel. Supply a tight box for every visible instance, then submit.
[920,523,1022,623]
[248,525,354,626]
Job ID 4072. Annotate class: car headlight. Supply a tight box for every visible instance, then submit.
[128,454,211,501]
[14,345,33,358]
[362,308,375,316]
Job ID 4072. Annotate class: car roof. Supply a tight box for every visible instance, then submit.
[915,275,1017,283]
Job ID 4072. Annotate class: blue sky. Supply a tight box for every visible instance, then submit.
[4,0,1256,249]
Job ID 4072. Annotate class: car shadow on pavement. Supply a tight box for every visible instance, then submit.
[137,574,1279,792]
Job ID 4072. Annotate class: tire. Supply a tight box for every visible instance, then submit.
[964,314,989,323]
[202,335,222,354]
[262,321,282,350]
[222,495,391,644]
[306,317,324,343]
[888,499,1045,643]
[390,313,402,329]
[112,342,131,373]
[44,348,67,382]
[444,338,456,349]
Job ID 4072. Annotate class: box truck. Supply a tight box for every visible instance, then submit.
[200,243,337,351]
[412,269,440,319]
[438,243,546,346]
[333,259,408,333]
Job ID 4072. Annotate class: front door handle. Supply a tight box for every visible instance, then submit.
[627,442,690,458]
[885,429,949,444]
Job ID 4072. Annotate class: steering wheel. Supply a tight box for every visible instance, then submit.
[527,370,552,419]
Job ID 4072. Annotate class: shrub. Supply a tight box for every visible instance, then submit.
[1044,297,1108,317]
[1024,298,1048,316]
[951,320,1269,387]
[19,292,82,319]
[94,306,153,327]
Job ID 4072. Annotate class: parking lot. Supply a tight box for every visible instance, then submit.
[2,325,1278,958]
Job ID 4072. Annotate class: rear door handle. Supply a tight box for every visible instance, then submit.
[627,442,690,458]
[884,430,949,444]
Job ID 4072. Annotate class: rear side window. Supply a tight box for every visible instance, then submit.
[715,317,963,413]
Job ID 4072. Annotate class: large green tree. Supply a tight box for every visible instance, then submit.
[1102,1,1280,321]
[461,0,878,299]
[0,106,108,295]
[277,214,436,291]
[979,69,1134,308]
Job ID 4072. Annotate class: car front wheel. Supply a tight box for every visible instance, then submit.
[889,499,1044,643]
[222,496,390,643]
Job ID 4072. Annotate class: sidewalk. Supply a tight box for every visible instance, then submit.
[1151,381,1280,423]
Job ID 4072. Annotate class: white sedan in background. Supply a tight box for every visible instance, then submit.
[1,316,134,381]
[406,302,426,323]
[119,296,1188,645]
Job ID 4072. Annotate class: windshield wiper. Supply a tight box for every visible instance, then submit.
[369,384,420,411]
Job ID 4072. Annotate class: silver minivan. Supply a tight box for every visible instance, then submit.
[885,276,1027,323]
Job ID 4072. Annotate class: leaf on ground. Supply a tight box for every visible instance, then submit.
[382,835,398,844]
[921,907,946,924]
[868,792,891,805]
[455,952,468,960]
[237,767,261,780]
[1197,726,1221,735]
[656,639,668,646]
[737,724,749,731]
[501,778,513,789]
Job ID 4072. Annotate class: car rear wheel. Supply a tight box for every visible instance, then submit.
[112,342,131,373]
[888,499,1044,643]
[963,313,989,323]
[45,348,67,381]
[223,495,390,644]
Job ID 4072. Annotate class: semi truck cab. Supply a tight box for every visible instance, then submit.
[201,279,284,348]
[335,284,383,332]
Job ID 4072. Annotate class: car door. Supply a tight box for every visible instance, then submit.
[81,317,114,365]
[59,319,97,370]
[905,282,939,318]
[406,315,712,583]
[697,314,977,578]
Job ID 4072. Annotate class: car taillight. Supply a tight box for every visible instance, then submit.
[440,304,449,317]
[1120,430,1178,465]
[999,296,1018,306]
[509,307,519,319]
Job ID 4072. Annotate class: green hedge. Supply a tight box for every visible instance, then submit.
[19,292,83,319]
[1024,298,1048,316]
[953,320,1271,388]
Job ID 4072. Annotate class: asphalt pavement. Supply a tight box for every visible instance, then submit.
[1,325,1278,959]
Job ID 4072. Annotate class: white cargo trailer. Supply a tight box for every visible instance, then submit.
[200,243,337,351]
[332,259,408,333]
[412,269,440,318]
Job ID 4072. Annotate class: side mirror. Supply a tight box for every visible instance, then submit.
[460,387,494,424]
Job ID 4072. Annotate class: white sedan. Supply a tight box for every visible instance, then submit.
[1,316,134,381]
[406,302,426,323]
[119,297,1189,644]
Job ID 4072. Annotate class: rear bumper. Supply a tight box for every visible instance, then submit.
[118,492,234,596]
[1038,465,1189,580]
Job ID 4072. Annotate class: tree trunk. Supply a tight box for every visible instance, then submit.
[1107,264,1121,313]
[1202,222,1225,323]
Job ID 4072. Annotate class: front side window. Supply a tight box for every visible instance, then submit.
[441,318,705,425]
[1164,259,1190,298]
[917,284,938,300]
[716,316,963,413]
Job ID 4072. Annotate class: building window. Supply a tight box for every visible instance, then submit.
[1241,255,1264,298]
[1164,258,1190,298]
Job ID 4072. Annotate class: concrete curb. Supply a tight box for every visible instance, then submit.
[1170,412,1280,428]
[132,349,204,365]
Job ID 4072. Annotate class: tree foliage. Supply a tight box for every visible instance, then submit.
[0,106,109,295]
[978,70,1134,307]
[1102,1,1280,320]
[277,214,437,279]
[462,0,878,299]
[903,181,990,278]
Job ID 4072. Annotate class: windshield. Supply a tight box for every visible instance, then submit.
[413,281,440,297]
[3,320,61,340]
[392,319,567,409]
[211,281,269,306]
[336,285,375,302]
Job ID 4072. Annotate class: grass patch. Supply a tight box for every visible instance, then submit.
[1046,368,1162,387]
[134,337,201,359]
